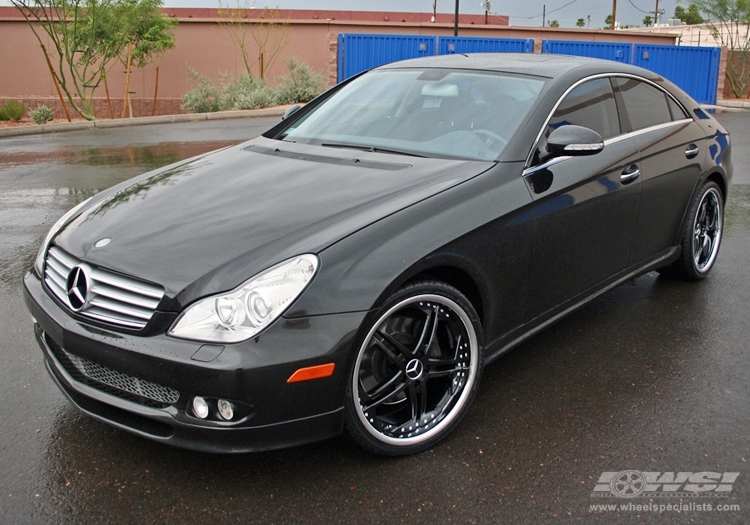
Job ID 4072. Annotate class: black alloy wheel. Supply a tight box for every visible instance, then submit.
[345,280,483,455]
[670,181,724,280]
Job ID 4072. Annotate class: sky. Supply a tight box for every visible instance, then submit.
[0,0,684,29]
[159,0,684,29]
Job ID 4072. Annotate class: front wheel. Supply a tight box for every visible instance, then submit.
[669,181,724,280]
[345,280,483,455]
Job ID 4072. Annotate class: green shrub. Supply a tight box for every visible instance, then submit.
[181,67,222,113]
[0,99,27,122]
[220,73,276,110]
[30,105,54,125]
[274,57,324,105]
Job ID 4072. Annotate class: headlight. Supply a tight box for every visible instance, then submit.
[168,254,319,343]
[34,197,93,277]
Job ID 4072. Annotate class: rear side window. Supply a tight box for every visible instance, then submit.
[613,77,673,131]
[547,78,620,140]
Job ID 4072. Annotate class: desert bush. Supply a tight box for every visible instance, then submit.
[274,57,324,105]
[181,67,222,113]
[0,99,27,122]
[181,59,325,114]
[220,73,276,110]
[30,105,54,125]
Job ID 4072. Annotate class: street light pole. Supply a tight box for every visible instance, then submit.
[454,0,459,36]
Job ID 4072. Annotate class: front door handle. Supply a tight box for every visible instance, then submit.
[620,165,640,185]
[685,144,700,159]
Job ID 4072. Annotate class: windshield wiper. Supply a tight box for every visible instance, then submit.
[321,143,426,158]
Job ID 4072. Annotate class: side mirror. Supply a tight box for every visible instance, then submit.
[282,104,301,120]
[547,125,604,157]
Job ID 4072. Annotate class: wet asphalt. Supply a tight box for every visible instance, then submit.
[0,114,748,524]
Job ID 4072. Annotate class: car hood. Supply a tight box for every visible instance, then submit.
[54,137,493,309]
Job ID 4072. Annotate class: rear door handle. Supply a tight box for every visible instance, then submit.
[620,165,640,185]
[685,144,700,159]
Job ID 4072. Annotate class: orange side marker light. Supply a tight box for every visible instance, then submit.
[287,363,336,383]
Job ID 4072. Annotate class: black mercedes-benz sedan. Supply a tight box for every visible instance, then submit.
[23,54,731,455]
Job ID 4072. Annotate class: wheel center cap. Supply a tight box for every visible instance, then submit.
[405,359,424,381]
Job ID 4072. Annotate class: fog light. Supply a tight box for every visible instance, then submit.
[192,396,209,419]
[217,399,234,420]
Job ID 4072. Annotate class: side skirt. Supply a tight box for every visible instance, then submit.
[483,246,680,365]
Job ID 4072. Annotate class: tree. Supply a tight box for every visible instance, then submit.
[643,14,653,26]
[576,17,585,28]
[218,2,290,80]
[549,19,559,28]
[605,14,613,27]
[113,0,176,117]
[689,0,750,97]
[675,3,705,24]
[11,0,175,120]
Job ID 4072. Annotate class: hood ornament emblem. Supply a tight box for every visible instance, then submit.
[66,265,90,312]
[94,238,111,248]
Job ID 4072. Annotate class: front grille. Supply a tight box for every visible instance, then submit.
[45,333,180,408]
[44,245,164,330]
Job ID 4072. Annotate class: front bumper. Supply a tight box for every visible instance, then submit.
[23,270,366,453]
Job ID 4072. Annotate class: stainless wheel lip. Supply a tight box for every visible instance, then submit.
[692,188,723,274]
[352,293,479,447]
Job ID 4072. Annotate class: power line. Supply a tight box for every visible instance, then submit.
[504,0,578,20]
[627,0,652,15]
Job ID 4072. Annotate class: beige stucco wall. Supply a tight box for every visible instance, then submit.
[0,11,678,119]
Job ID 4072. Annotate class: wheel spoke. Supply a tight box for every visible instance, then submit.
[426,366,463,379]
[377,329,416,360]
[407,381,419,422]
[413,307,436,356]
[361,374,407,412]
[373,334,408,369]
[697,201,707,225]
[422,308,440,356]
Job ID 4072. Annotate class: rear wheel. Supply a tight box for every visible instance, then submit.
[345,280,483,455]
[668,181,724,280]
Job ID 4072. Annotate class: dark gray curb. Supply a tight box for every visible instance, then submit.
[0,107,287,138]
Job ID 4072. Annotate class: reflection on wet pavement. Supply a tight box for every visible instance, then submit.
[1,141,235,170]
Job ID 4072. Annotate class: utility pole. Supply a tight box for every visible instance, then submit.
[611,0,617,30]
[454,0,459,36]
[654,0,660,26]
[542,4,546,27]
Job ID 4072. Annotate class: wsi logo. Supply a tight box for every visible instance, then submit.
[592,471,740,498]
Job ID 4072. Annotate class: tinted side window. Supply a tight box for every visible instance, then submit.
[547,78,620,140]
[614,77,672,130]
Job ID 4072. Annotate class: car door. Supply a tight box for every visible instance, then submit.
[611,77,708,264]
[523,77,642,321]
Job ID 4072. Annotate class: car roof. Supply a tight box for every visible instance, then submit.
[378,52,657,81]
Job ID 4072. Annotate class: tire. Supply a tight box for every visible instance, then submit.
[669,181,724,280]
[345,279,483,456]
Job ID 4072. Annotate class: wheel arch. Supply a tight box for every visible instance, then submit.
[367,253,490,333]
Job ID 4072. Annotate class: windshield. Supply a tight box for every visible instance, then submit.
[277,68,546,161]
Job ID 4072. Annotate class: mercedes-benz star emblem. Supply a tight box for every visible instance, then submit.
[405,359,424,381]
[66,265,90,311]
